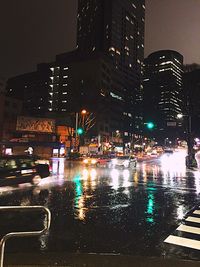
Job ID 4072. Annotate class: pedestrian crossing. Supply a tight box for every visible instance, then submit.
[164,207,200,251]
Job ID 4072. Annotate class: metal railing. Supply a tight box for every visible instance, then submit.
[0,206,51,267]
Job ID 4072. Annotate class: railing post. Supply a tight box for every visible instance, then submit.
[0,206,51,267]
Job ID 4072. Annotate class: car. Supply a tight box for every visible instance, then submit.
[110,155,137,168]
[32,156,50,165]
[96,156,112,167]
[82,156,99,166]
[0,155,50,186]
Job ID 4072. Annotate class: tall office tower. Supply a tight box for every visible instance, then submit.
[144,50,183,141]
[77,0,145,135]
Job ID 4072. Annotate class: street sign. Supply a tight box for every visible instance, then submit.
[167,122,176,127]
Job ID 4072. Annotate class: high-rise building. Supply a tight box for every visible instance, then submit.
[77,0,145,134]
[144,50,183,141]
[6,0,145,142]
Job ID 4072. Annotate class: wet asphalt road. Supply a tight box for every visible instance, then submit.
[0,151,200,261]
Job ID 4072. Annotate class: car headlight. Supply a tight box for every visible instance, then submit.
[83,159,88,164]
[91,159,97,164]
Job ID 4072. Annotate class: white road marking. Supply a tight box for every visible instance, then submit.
[177,224,200,235]
[193,210,200,215]
[164,235,200,250]
[185,216,200,224]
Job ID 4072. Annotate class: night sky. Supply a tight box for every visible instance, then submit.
[1,0,200,79]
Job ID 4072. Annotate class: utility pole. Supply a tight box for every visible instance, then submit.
[75,112,78,151]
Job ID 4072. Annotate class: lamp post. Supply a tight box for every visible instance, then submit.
[75,109,87,151]
[177,113,194,168]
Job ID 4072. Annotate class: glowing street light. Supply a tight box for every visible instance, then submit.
[81,109,87,115]
[177,114,183,119]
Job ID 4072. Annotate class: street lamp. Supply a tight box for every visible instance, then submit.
[81,109,87,115]
[177,114,183,119]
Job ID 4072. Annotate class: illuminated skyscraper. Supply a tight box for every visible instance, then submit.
[144,50,183,140]
[77,0,145,134]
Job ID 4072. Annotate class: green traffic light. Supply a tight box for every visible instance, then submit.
[147,122,154,129]
[77,128,84,135]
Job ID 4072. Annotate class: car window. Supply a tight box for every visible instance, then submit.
[0,159,7,169]
[117,156,129,160]
[18,159,35,168]
[5,159,17,169]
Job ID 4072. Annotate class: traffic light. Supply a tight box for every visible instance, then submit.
[146,122,155,130]
[77,127,84,135]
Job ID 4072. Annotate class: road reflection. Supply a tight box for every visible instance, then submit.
[0,154,200,259]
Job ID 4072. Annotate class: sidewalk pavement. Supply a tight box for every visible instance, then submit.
[5,252,200,267]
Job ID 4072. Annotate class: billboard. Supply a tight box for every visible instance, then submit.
[16,116,55,133]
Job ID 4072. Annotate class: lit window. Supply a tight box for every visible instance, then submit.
[109,47,115,52]
[63,84,68,86]
[63,76,68,78]
[64,67,69,70]
[116,49,121,55]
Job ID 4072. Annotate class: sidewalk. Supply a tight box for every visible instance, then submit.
[5,252,200,267]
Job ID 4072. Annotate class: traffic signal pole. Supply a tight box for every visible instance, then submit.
[75,112,79,151]
[186,115,195,168]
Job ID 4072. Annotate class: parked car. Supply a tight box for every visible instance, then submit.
[0,155,50,186]
[110,155,137,168]
[32,156,50,165]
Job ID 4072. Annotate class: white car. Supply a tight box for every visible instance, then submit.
[110,156,137,168]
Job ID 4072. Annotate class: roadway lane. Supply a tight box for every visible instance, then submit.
[0,152,200,261]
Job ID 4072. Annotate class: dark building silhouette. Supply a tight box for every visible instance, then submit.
[144,50,183,141]
[6,0,145,140]
[184,63,200,73]
[183,69,200,136]
[77,0,145,134]
[7,64,50,117]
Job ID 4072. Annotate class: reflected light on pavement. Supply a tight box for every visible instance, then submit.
[194,171,200,194]
[110,169,120,190]
[177,205,185,220]
[160,151,187,177]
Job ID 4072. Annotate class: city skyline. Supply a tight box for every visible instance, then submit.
[1,0,200,79]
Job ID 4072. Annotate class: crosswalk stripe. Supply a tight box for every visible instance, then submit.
[177,224,200,235]
[193,210,200,215]
[185,216,200,224]
[164,235,200,250]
